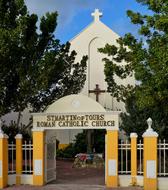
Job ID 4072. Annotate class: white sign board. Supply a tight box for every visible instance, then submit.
[32,112,119,130]
[108,159,117,176]
[147,160,156,178]
[34,160,42,176]
[0,161,2,177]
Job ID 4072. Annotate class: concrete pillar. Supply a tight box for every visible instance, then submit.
[32,129,45,186]
[130,133,138,185]
[15,134,23,185]
[106,129,118,187]
[0,120,8,188]
[143,118,158,190]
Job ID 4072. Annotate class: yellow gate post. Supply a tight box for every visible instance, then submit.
[106,129,118,187]
[15,134,23,185]
[0,120,8,188]
[143,118,158,190]
[130,133,138,185]
[32,129,45,186]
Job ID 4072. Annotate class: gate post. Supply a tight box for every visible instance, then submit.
[15,134,23,185]
[130,133,138,185]
[32,129,45,186]
[0,121,8,188]
[143,118,158,190]
[106,129,118,187]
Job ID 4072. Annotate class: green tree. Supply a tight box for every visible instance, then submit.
[56,130,106,158]
[93,129,106,153]
[121,94,168,139]
[99,0,168,139]
[2,121,31,142]
[0,0,87,127]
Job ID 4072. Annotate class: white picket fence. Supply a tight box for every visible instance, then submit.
[158,139,168,176]
[118,139,168,177]
[118,140,144,175]
[8,141,33,175]
[137,140,143,175]
[118,140,131,174]
[22,141,33,174]
[8,142,16,174]
[7,138,168,187]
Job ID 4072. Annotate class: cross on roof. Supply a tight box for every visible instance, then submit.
[91,9,103,22]
[89,84,106,102]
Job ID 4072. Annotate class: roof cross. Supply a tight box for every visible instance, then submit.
[89,84,106,102]
[91,9,103,22]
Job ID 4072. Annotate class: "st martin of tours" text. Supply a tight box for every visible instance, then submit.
[35,114,115,128]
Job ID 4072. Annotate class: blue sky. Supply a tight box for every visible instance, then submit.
[25,0,150,43]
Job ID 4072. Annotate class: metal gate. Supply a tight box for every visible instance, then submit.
[45,134,56,183]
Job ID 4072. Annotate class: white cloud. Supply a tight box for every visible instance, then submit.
[25,0,104,27]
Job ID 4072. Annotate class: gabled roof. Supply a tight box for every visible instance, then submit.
[70,20,120,44]
[70,7,120,45]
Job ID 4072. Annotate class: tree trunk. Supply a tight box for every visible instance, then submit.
[87,130,93,153]
[16,111,22,129]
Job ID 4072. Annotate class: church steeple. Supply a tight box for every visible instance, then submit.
[91,9,103,22]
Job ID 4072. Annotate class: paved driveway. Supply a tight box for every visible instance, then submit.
[6,184,143,190]
[52,160,105,185]
[5,160,143,190]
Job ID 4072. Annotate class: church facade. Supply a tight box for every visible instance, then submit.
[55,9,135,148]
[70,9,134,110]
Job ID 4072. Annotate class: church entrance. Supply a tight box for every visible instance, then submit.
[45,129,106,185]
[32,94,120,187]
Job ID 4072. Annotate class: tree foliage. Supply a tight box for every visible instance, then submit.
[56,130,106,158]
[120,94,168,139]
[0,0,87,120]
[99,0,168,138]
[2,121,31,142]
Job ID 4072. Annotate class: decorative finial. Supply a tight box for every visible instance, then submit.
[147,117,152,130]
[143,117,158,137]
[91,9,103,22]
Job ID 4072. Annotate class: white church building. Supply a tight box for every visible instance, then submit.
[54,9,135,148]
[3,9,135,148]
